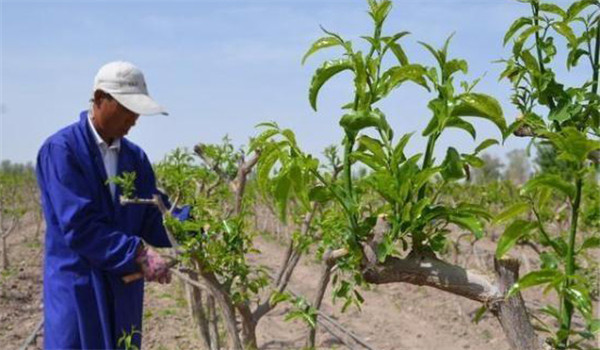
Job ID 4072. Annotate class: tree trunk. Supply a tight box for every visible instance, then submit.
[492,259,545,350]
[192,271,243,350]
[206,295,220,350]
[185,272,211,349]
[238,303,258,349]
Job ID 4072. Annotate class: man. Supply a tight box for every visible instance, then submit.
[36,61,175,349]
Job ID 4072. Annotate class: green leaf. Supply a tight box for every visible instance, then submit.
[504,17,533,46]
[380,64,429,94]
[302,36,343,64]
[521,173,576,198]
[589,319,600,334]
[566,284,593,319]
[566,0,598,20]
[443,59,468,80]
[539,304,562,322]
[387,42,410,66]
[274,175,291,221]
[539,252,560,270]
[356,135,386,163]
[567,48,588,69]
[474,138,499,154]
[580,237,600,251]
[546,127,600,163]
[339,109,389,137]
[448,214,484,239]
[350,152,384,170]
[309,59,354,111]
[552,22,577,46]
[455,203,493,221]
[352,52,368,109]
[446,118,476,139]
[495,219,537,258]
[381,32,410,65]
[392,132,413,164]
[547,102,572,123]
[513,25,541,55]
[507,269,563,297]
[281,128,297,146]
[520,50,539,73]
[462,154,484,168]
[472,305,488,324]
[419,41,445,68]
[452,93,506,133]
[413,166,441,190]
[539,3,567,17]
[308,185,332,203]
[494,202,530,224]
[411,197,431,220]
[269,291,291,306]
[257,147,281,189]
[441,147,464,181]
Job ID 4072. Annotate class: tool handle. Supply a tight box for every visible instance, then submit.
[121,259,178,284]
[122,272,144,284]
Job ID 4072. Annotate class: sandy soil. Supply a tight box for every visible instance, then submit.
[1,214,596,350]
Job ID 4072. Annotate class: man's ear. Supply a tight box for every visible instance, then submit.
[93,90,113,107]
[93,90,104,108]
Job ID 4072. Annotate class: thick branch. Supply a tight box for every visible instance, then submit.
[362,252,502,304]
[307,250,337,348]
[231,150,261,215]
[513,125,600,164]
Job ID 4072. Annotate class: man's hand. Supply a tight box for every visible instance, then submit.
[135,246,172,284]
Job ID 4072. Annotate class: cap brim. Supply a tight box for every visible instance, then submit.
[112,93,168,116]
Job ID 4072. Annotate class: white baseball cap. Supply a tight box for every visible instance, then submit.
[93,61,168,116]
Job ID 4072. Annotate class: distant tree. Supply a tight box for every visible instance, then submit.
[0,160,34,175]
[533,142,573,179]
[503,149,530,185]
[472,153,504,184]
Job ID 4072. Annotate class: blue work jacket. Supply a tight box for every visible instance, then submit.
[36,111,172,349]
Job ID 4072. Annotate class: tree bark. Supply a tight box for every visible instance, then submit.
[492,259,545,350]
[306,252,335,349]
[362,251,502,303]
[238,303,258,349]
[206,295,220,350]
[185,272,212,350]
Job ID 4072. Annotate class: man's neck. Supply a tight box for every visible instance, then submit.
[90,109,115,145]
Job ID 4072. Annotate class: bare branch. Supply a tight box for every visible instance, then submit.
[232,149,262,215]
[194,144,230,181]
[512,125,600,164]
[362,252,502,304]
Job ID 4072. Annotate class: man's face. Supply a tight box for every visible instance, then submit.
[93,91,140,142]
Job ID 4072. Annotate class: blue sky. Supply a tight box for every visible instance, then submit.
[0,0,586,165]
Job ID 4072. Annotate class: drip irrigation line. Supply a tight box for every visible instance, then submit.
[263,270,377,350]
[18,318,43,350]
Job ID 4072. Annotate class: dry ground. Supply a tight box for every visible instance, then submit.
[1,213,596,350]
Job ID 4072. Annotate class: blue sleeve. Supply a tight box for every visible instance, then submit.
[39,143,141,275]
